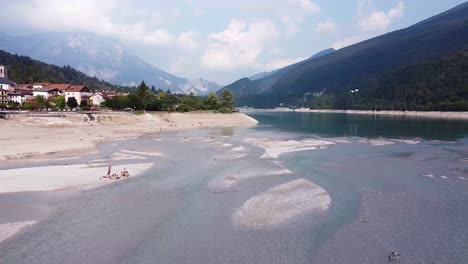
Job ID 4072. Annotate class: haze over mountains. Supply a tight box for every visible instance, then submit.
[0,32,221,95]
[225,2,468,110]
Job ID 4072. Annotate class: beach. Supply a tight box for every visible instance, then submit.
[0,112,258,161]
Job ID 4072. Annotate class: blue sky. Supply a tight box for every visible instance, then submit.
[1,0,466,84]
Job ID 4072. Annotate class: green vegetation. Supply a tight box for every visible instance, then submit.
[103,82,234,113]
[34,95,46,110]
[55,96,66,110]
[308,49,468,111]
[67,97,78,109]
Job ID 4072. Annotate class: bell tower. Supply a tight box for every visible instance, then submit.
[0,65,7,78]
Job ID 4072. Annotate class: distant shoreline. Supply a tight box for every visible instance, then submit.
[246,108,468,120]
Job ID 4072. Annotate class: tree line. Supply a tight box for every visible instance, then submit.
[103,81,234,113]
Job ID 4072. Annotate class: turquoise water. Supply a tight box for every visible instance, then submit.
[248,111,468,140]
[246,111,468,263]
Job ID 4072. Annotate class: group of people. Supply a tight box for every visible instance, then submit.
[102,166,130,180]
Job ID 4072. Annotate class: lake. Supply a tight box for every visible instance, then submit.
[1,111,467,264]
[248,111,468,141]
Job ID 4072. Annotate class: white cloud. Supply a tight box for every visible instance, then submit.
[264,57,307,71]
[1,0,197,49]
[315,20,337,34]
[287,0,320,14]
[357,1,405,31]
[201,19,280,70]
[177,31,199,51]
[282,16,304,36]
[332,35,364,50]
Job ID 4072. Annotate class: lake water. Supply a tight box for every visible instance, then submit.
[1,111,467,264]
[247,111,468,263]
[248,111,468,141]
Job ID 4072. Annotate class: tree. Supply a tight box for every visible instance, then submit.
[23,102,35,111]
[35,95,46,110]
[55,96,66,110]
[219,89,234,110]
[67,97,78,109]
[7,102,19,110]
[162,94,179,111]
[205,93,220,110]
[80,99,88,109]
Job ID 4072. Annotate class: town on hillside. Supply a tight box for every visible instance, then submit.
[0,65,123,110]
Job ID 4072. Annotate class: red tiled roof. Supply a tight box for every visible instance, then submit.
[65,85,90,93]
[17,84,33,88]
[33,82,51,86]
[14,87,33,95]
[46,84,71,91]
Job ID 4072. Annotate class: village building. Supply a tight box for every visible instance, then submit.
[32,83,51,89]
[8,93,24,105]
[11,86,34,105]
[0,65,16,105]
[64,85,91,105]
[32,87,61,99]
[0,88,8,105]
[90,92,105,106]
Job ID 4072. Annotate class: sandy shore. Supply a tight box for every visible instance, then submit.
[0,112,258,161]
[256,108,468,120]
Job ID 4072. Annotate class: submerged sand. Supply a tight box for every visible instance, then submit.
[233,179,331,227]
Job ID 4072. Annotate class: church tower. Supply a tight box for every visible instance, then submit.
[0,65,7,78]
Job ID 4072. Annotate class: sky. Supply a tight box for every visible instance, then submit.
[0,0,466,84]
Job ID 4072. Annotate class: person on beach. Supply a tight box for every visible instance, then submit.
[106,166,112,178]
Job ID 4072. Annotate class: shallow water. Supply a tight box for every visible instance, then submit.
[1,112,468,264]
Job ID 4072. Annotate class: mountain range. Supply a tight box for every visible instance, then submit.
[224,2,468,110]
[0,32,221,95]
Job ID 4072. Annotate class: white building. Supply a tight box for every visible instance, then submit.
[0,65,15,105]
[64,85,91,105]
[32,87,61,100]
[8,93,25,105]
[32,83,50,89]
[32,88,52,99]
[90,92,105,106]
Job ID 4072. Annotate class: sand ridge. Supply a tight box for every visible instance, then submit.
[232,179,331,227]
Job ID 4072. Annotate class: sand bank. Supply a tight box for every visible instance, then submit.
[244,138,335,159]
[0,163,153,194]
[0,221,37,244]
[233,179,331,227]
[0,112,258,161]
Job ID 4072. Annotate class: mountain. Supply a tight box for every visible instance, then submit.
[0,49,120,90]
[0,32,221,95]
[306,48,335,61]
[226,2,468,109]
[248,48,335,81]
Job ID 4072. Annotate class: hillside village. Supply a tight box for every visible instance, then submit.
[0,65,122,110]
